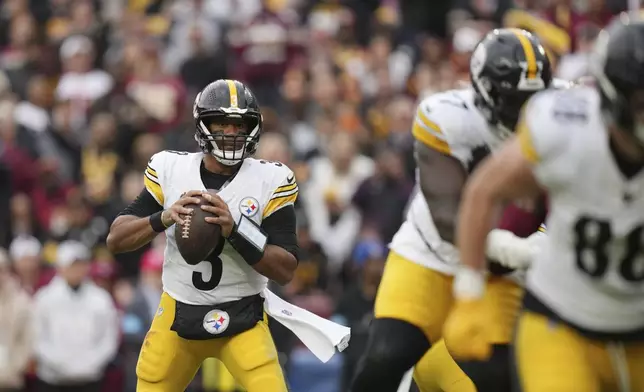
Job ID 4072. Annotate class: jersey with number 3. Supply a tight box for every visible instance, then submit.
[519,86,644,333]
[144,150,298,306]
[389,88,503,274]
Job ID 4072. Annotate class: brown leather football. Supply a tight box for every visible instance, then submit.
[174,194,222,265]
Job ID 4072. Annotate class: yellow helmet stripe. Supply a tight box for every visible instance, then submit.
[510,29,538,79]
[226,79,239,108]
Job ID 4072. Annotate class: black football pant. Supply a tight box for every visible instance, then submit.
[350,318,430,392]
[36,379,101,392]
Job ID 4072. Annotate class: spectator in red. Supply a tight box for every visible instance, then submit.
[124,40,186,134]
[228,0,305,105]
[30,159,74,236]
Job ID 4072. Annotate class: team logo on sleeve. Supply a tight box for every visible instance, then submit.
[203,309,230,335]
[239,197,259,217]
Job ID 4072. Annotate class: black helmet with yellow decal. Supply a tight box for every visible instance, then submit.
[470,28,552,138]
[193,79,263,166]
[592,13,644,143]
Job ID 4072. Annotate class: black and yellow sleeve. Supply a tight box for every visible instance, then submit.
[144,164,164,205]
[263,177,298,219]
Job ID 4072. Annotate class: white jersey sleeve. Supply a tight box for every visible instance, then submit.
[516,89,577,188]
[262,164,298,219]
[144,151,169,206]
[412,90,488,168]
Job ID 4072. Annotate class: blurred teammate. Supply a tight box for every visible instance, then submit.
[449,14,644,391]
[350,28,553,392]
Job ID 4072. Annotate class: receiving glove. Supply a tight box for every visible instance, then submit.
[485,229,544,270]
[443,267,492,361]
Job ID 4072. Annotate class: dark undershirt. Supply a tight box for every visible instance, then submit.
[119,163,299,260]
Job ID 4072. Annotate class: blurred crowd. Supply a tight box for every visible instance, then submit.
[0,0,635,391]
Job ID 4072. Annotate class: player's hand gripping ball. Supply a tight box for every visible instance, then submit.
[172,190,222,265]
[200,191,234,238]
[443,299,493,361]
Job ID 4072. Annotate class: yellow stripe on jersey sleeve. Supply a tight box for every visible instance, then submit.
[516,119,539,164]
[274,182,298,194]
[144,169,164,205]
[263,191,298,219]
[146,165,158,179]
[411,109,451,155]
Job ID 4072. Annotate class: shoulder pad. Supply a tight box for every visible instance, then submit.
[250,159,298,219]
[516,88,576,164]
[144,151,169,205]
[144,150,194,205]
[413,89,488,165]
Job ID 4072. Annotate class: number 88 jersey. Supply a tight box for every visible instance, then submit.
[518,86,644,335]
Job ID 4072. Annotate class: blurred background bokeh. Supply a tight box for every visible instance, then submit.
[0,0,635,391]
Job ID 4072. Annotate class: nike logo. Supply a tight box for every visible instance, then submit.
[287,174,295,184]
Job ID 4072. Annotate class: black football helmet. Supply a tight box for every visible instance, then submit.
[470,28,552,138]
[193,79,262,166]
[592,13,644,142]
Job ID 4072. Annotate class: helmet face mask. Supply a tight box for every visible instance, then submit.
[193,80,263,166]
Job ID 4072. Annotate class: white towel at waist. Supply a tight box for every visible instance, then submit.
[262,288,351,363]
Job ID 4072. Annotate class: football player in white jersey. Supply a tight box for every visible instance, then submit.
[350,29,553,392]
[449,14,644,391]
[106,80,299,392]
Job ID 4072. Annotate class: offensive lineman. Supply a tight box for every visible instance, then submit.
[107,80,298,392]
[449,15,644,391]
[350,28,553,392]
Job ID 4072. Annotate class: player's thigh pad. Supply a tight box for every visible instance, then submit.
[514,311,600,392]
[484,277,523,344]
[218,314,287,392]
[414,339,476,392]
[374,251,453,343]
[136,293,205,391]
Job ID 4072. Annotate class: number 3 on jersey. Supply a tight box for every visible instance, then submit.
[574,217,644,283]
[185,238,225,291]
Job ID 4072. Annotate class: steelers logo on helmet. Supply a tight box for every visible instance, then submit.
[193,79,263,166]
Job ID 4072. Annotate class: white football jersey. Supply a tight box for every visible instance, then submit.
[389,88,503,274]
[520,86,644,332]
[144,151,298,306]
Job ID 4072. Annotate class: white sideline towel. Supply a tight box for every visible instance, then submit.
[262,288,351,363]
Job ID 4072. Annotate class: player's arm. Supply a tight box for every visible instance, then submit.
[252,204,298,285]
[413,99,469,243]
[107,155,202,253]
[107,189,202,253]
[201,176,299,285]
[457,137,541,276]
[106,188,165,253]
[455,95,560,294]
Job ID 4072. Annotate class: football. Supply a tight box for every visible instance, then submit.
[174,193,222,265]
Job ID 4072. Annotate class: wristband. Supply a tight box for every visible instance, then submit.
[227,216,267,266]
[453,266,486,300]
[149,211,169,233]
